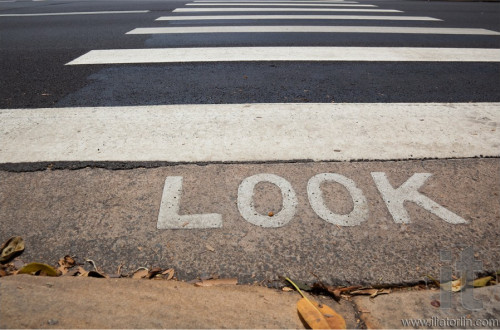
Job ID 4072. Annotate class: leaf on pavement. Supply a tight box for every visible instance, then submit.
[57,255,76,275]
[162,268,175,280]
[147,267,163,279]
[471,276,493,287]
[287,277,346,329]
[0,236,25,264]
[297,297,331,329]
[351,288,391,298]
[132,268,149,279]
[18,262,58,277]
[308,299,346,329]
[440,277,466,292]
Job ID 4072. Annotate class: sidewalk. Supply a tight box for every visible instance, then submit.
[1,275,498,329]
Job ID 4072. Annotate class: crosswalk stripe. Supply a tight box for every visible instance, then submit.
[0,10,150,17]
[192,0,360,2]
[173,8,402,12]
[156,15,441,21]
[2,103,498,163]
[66,47,500,65]
[186,3,376,6]
[127,26,499,35]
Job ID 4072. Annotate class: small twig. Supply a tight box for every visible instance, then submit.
[85,259,98,272]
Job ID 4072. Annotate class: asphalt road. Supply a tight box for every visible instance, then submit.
[1,0,499,108]
[0,0,499,287]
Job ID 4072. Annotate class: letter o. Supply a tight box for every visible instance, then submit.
[237,173,297,227]
[307,173,368,226]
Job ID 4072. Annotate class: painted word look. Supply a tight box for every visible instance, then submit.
[157,172,467,229]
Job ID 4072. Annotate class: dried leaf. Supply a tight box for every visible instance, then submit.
[132,268,149,279]
[205,244,215,252]
[297,297,331,329]
[147,267,162,279]
[351,288,378,296]
[0,237,25,264]
[431,300,441,308]
[76,266,89,277]
[0,268,7,277]
[87,270,107,278]
[162,268,175,280]
[57,255,76,275]
[287,277,345,329]
[282,287,294,292]
[18,262,58,277]
[309,299,346,329]
[471,276,493,288]
[441,277,466,292]
[195,278,238,287]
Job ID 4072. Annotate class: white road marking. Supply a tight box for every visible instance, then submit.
[193,0,360,2]
[127,26,498,35]
[157,176,223,229]
[237,174,298,228]
[371,173,468,224]
[307,173,369,227]
[186,3,376,6]
[1,103,498,163]
[156,15,441,21]
[66,47,500,65]
[173,8,401,12]
[0,10,149,17]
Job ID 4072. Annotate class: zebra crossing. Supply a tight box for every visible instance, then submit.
[4,0,498,164]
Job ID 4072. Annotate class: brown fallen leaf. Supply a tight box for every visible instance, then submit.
[0,237,25,264]
[351,288,391,298]
[195,278,238,287]
[18,262,58,277]
[57,255,76,275]
[147,267,162,279]
[205,244,215,252]
[287,277,346,329]
[131,268,149,279]
[431,300,441,308]
[162,268,175,280]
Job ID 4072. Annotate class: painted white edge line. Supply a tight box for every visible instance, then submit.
[1,103,498,163]
[156,15,441,21]
[173,8,402,12]
[127,26,499,35]
[0,10,150,17]
[186,2,375,6]
[66,47,500,65]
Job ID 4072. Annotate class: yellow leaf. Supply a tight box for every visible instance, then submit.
[471,276,493,287]
[309,299,346,329]
[0,236,25,264]
[297,297,331,329]
[18,262,58,276]
[441,277,466,292]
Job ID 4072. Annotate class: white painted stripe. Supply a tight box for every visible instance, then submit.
[174,8,401,12]
[193,0,359,2]
[186,3,375,6]
[1,103,498,163]
[194,0,358,2]
[157,15,441,21]
[0,10,149,17]
[127,26,498,35]
[66,47,500,65]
